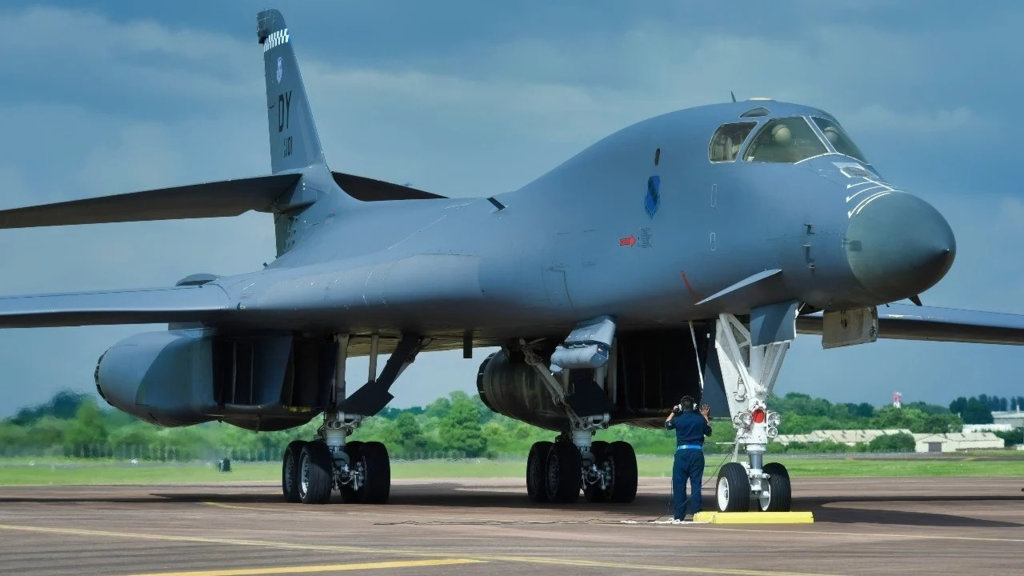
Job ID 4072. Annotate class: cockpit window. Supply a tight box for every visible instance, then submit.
[744,117,827,163]
[740,106,770,118]
[709,122,756,162]
[812,117,867,163]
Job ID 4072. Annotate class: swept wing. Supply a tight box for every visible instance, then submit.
[797,304,1024,345]
[0,174,301,229]
[0,286,230,328]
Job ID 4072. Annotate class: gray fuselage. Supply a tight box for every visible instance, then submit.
[210,100,954,344]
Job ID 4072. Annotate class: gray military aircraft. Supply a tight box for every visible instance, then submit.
[2,9,1023,512]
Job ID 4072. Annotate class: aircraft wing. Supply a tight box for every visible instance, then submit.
[797,304,1024,345]
[0,174,300,228]
[0,285,230,328]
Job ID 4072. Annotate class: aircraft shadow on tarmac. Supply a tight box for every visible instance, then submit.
[2,484,1021,529]
[799,494,1024,528]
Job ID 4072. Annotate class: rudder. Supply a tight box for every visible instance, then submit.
[258,10,326,174]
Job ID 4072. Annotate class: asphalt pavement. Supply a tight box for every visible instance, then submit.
[0,476,1021,576]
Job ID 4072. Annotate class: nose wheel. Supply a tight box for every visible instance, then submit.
[757,462,791,512]
[715,461,792,512]
[716,462,750,512]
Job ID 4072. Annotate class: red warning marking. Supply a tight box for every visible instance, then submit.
[680,270,703,302]
[619,236,637,247]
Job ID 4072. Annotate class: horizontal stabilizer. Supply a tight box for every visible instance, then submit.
[797,304,1024,345]
[0,285,230,328]
[0,174,301,229]
[332,172,446,201]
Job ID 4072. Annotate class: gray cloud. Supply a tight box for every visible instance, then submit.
[2,2,1023,416]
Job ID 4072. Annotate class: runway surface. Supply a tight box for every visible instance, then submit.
[1,476,1021,576]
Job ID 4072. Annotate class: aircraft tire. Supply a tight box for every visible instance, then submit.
[759,462,792,512]
[339,440,364,503]
[298,441,333,505]
[717,462,751,512]
[352,441,391,504]
[608,441,638,503]
[545,441,581,503]
[583,441,610,502]
[282,440,307,503]
[526,441,553,502]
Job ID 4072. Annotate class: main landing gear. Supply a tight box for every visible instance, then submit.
[713,312,793,512]
[280,412,392,505]
[518,323,638,505]
[280,333,426,505]
[526,432,638,504]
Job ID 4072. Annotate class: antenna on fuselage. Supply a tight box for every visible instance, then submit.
[730,91,736,103]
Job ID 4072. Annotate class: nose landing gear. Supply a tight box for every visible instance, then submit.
[713,311,793,513]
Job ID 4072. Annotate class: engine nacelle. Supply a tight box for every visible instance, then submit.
[96,330,217,427]
[477,328,718,431]
[96,329,334,430]
[477,350,568,431]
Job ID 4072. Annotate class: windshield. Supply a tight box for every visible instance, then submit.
[709,122,756,162]
[744,117,827,163]
[813,117,868,163]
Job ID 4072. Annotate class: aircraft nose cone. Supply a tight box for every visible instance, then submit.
[845,192,956,302]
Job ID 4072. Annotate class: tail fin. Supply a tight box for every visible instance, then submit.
[258,10,326,174]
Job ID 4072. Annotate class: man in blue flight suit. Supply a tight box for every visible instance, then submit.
[665,395,712,521]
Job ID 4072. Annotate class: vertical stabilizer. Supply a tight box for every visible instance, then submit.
[258,10,326,174]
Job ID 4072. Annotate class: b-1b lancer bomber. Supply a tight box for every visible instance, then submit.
[2,9,1022,512]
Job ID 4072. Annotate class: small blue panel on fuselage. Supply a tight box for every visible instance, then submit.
[645,175,660,218]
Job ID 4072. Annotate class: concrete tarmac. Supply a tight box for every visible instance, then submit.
[1,476,1021,576]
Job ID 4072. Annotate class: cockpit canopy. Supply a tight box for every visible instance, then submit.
[811,117,867,162]
[744,118,826,163]
[709,115,868,164]
[709,122,756,162]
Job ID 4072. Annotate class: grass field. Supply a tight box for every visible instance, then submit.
[1,452,1021,486]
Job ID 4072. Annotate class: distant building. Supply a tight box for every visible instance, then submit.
[992,409,1024,429]
[776,429,911,447]
[775,429,1004,453]
[963,423,1013,433]
[913,432,1004,453]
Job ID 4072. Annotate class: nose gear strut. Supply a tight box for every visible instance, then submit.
[713,310,793,512]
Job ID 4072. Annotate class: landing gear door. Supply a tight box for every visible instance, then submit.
[822,307,878,349]
[698,341,731,419]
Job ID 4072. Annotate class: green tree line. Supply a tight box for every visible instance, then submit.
[1,390,1017,461]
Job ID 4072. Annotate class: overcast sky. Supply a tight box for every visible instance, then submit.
[1,1,1023,418]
